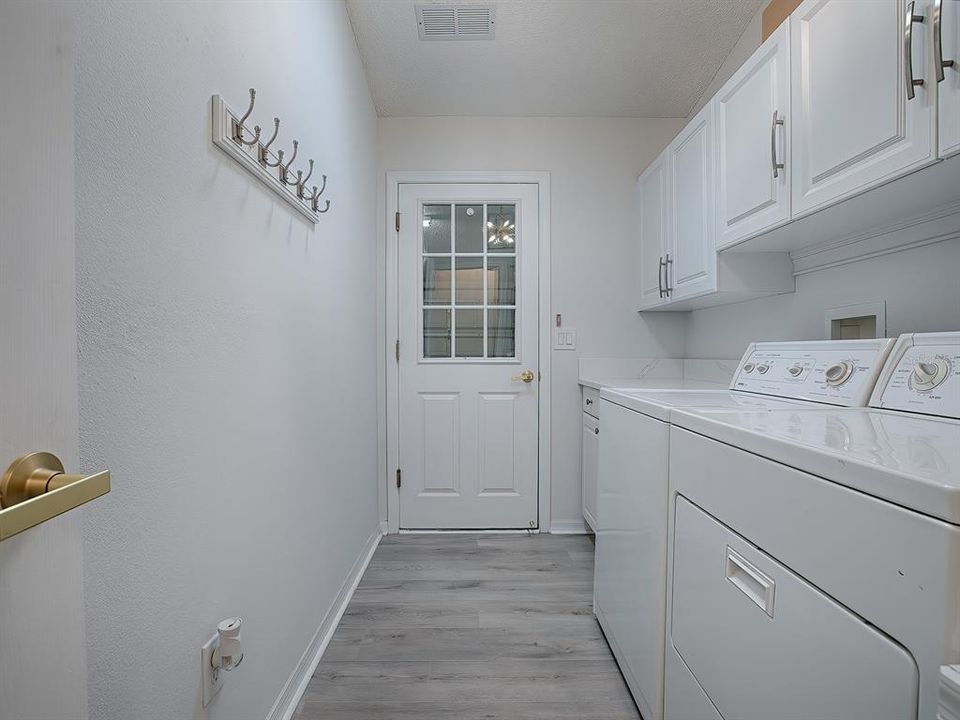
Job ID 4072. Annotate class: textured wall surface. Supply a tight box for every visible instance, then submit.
[378,117,688,529]
[74,2,379,719]
[685,240,960,358]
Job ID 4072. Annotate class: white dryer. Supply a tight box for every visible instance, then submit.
[665,332,960,720]
[592,338,895,720]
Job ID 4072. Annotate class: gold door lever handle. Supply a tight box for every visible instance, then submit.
[512,369,536,383]
[0,452,110,541]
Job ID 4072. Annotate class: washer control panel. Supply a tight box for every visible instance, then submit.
[870,333,960,419]
[730,339,896,406]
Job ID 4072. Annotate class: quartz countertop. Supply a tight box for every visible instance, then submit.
[578,357,737,390]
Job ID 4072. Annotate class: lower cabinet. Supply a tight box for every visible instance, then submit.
[581,411,599,532]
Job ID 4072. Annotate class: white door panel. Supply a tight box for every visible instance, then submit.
[939,0,960,157]
[668,104,716,300]
[581,412,598,531]
[397,184,539,529]
[637,154,669,309]
[791,0,936,216]
[0,4,88,718]
[671,497,919,720]
[715,20,791,248]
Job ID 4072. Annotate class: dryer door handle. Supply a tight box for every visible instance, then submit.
[725,546,776,618]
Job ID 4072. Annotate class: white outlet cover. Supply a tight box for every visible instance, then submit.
[553,327,577,350]
[201,633,223,707]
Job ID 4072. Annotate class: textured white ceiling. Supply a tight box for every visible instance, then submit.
[346,0,765,118]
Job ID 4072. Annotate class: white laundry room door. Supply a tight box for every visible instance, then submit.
[396,184,539,529]
[0,4,90,718]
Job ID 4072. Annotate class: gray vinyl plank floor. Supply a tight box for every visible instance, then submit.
[293,533,642,720]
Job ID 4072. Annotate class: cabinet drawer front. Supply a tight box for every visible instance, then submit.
[582,386,600,417]
[671,496,919,720]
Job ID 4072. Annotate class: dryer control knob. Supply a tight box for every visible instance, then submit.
[911,358,949,391]
[824,361,854,387]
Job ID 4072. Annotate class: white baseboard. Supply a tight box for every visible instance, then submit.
[265,527,382,720]
[550,519,591,535]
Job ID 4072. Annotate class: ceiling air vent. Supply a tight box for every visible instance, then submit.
[416,4,495,41]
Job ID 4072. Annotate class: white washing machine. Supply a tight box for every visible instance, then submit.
[592,338,895,720]
[665,332,960,720]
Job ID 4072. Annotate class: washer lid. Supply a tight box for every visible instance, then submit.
[671,407,960,525]
[599,389,811,421]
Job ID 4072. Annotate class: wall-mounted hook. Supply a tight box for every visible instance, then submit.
[279,140,299,184]
[258,118,283,167]
[231,88,261,147]
[297,160,315,199]
[306,175,330,213]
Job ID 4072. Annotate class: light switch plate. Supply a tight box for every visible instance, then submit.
[201,633,223,707]
[553,327,577,350]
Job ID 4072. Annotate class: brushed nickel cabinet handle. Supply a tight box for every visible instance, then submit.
[905,2,926,100]
[771,110,785,178]
[665,253,674,296]
[935,0,955,82]
[658,255,666,298]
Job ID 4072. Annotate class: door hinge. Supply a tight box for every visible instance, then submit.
[395,468,402,489]
[395,339,400,362]
[395,212,400,232]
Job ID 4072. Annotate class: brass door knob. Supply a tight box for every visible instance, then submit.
[1,452,87,509]
[512,369,536,383]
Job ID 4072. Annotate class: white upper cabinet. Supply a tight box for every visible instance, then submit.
[667,103,716,300]
[937,0,960,157]
[790,0,937,217]
[637,152,670,310]
[715,21,791,249]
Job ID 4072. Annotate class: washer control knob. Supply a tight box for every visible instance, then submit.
[824,361,854,387]
[911,358,949,391]
[788,365,803,377]
[742,363,756,374]
[757,364,770,374]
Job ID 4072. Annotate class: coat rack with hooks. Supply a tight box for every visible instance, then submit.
[211,89,330,224]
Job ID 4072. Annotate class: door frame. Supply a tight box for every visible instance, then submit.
[380,171,552,534]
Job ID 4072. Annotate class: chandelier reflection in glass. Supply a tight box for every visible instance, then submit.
[486,212,515,248]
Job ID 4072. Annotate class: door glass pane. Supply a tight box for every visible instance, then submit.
[454,256,484,305]
[487,256,516,305]
[486,204,516,253]
[423,204,451,253]
[423,257,452,305]
[455,309,484,358]
[487,309,516,358]
[423,309,451,358]
[455,204,484,253]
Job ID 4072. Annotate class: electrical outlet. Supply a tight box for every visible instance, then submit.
[553,327,577,350]
[201,633,223,707]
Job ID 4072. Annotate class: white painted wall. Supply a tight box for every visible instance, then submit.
[685,240,960,357]
[378,118,687,529]
[73,2,379,719]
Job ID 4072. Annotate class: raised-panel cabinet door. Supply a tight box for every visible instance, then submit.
[637,153,670,310]
[790,0,936,217]
[715,20,791,249]
[581,412,598,531]
[667,103,716,301]
[938,0,960,157]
